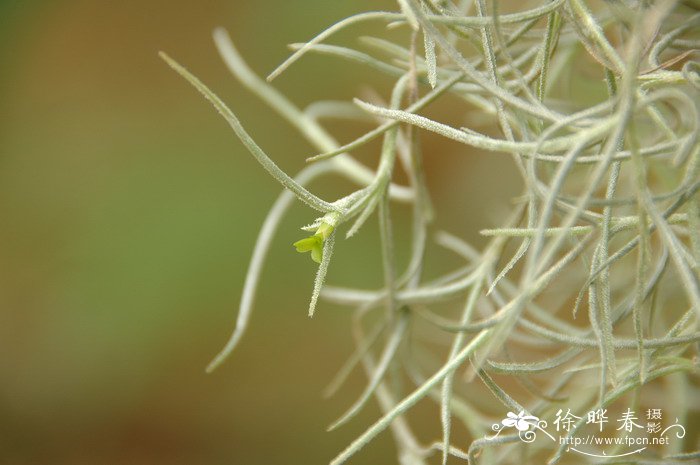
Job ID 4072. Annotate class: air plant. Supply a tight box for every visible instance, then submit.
[161,0,699,463]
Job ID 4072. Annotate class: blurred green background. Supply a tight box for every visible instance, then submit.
[0,1,520,463]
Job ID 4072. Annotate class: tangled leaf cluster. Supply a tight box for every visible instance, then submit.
[162,0,699,463]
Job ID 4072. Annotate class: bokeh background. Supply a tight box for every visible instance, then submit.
[0,1,521,464]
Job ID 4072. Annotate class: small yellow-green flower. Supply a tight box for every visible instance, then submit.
[293,235,323,263]
[293,222,334,264]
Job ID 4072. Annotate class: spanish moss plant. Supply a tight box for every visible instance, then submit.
[161,0,699,463]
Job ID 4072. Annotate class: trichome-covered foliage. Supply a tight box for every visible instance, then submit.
[162,0,699,463]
